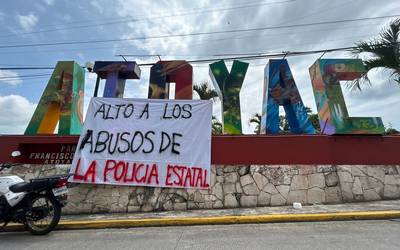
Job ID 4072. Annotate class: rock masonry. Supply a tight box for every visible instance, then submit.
[2,164,399,214]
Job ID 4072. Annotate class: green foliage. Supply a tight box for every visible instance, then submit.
[212,116,223,135]
[385,123,400,135]
[249,113,261,134]
[279,107,321,134]
[279,115,290,134]
[193,82,218,101]
[385,128,400,135]
[250,107,321,134]
[194,82,221,134]
[309,113,321,133]
[351,18,400,90]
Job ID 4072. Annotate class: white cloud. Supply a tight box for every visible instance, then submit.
[0,95,37,134]
[344,69,400,129]
[0,11,5,21]
[17,13,39,31]
[0,70,23,85]
[43,0,55,5]
[2,0,398,135]
[82,72,98,120]
[90,1,104,14]
[103,0,400,132]
[62,14,72,22]
[35,4,46,12]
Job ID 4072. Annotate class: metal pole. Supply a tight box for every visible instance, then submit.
[93,75,100,97]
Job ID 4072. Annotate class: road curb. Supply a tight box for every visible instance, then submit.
[5,210,400,231]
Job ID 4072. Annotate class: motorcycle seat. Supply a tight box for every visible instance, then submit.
[9,178,57,193]
[9,182,30,193]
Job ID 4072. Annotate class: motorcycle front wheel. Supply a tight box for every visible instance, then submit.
[24,194,61,235]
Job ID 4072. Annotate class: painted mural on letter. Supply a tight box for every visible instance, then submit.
[260,59,315,134]
[309,59,385,135]
[209,60,249,134]
[148,61,193,100]
[25,61,85,135]
[93,61,141,98]
[24,58,388,136]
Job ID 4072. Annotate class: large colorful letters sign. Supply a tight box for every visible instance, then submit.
[69,98,212,189]
[309,59,385,134]
[148,61,193,100]
[209,60,249,134]
[260,59,315,134]
[25,61,85,135]
[23,57,388,137]
[93,61,141,98]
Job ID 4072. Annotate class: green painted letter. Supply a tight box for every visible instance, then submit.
[25,61,85,135]
[309,59,384,135]
[209,60,249,134]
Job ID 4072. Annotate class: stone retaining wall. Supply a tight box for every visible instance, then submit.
[2,165,400,214]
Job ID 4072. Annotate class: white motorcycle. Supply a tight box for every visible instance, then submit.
[0,164,69,235]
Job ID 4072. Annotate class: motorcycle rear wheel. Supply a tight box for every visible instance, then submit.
[24,194,61,235]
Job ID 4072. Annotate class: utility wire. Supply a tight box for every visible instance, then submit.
[0,67,56,70]
[0,23,378,55]
[0,64,55,67]
[0,14,397,49]
[0,43,393,89]
[0,0,295,39]
[0,2,368,56]
[0,73,53,80]
[0,45,368,72]
[6,0,290,30]
[118,32,374,58]
[1,41,398,72]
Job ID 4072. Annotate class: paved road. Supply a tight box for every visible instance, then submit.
[1,220,400,250]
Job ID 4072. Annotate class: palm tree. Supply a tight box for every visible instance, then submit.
[212,116,223,135]
[385,123,400,135]
[249,112,293,134]
[249,113,261,134]
[279,115,290,133]
[193,82,221,134]
[308,113,320,133]
[193,82,218,101]
[252,107,321,134]
[351,18,400,90]
[386,127,400,135]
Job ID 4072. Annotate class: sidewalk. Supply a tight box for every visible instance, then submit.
[5,200,400,231]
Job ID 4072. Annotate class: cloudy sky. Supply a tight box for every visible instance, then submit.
[0,0,399,134]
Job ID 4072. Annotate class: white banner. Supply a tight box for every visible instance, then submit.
[69,97,212,189]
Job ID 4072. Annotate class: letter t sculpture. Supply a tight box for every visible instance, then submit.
[93,61,141,98]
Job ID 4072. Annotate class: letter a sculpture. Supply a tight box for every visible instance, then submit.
[260,59,315,134]
[25,61,85,135]
[148,60,193,100]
